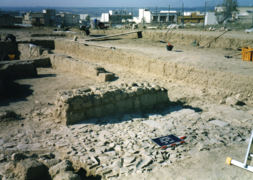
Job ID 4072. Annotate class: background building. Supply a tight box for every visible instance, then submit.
[178,12,204,23]
[133,9,179,24]
[236,6,253,24]
[204,12,218,25]
[101,9,132,23]
[57,12,80,26]
[0,9,22,26]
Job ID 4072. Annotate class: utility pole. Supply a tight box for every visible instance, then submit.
[225,2,228,28]
[182,3,184,29]
[168,5,170,25]
[143,7,144,26]
[203,1,207,29]
[252,11,253,28]
[155,6,158,26]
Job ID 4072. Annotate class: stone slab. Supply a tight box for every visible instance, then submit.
[208,120,229,128]
[142,120,164,129]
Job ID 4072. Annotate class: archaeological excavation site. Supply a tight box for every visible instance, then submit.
[0,27,253,180]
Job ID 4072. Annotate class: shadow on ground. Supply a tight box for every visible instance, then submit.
[78,168,102,180]
[0,80,33,106]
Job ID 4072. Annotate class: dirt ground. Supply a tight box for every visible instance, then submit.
[1,27,253,180]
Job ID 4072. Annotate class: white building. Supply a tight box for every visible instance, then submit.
[133,9,179,24]
[204,12,218,25]
[101,13,109,22]
[101,9,132,23]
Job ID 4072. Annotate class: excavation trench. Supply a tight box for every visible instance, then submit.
[52,38,253,107]
[1,30,253,180]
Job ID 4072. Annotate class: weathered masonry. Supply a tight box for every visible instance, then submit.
[54,82,169,125]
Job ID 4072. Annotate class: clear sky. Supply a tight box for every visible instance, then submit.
[0,0,251,7]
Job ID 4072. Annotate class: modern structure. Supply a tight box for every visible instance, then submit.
[133,9,179,24]
[57,12,80,26]
[178,12,205,23]
[236,6,253,24]
[100,9,132,23]
[80,14,89,20]
[204,12,218,25]
[0,9,22,26]
[31,9,57,26]
[214,6,253,24]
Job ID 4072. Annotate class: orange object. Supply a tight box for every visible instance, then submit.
[242,47,253,61]
[8,54,15,60]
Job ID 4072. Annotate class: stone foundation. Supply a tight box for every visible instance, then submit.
[54,82,169,125]
[49,54,115,82]
[0,60,37,79]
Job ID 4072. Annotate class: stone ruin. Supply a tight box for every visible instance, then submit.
[54,82,169,125]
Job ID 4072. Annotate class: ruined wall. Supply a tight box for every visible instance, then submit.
[54,82,169,125]
[54,40,253,103]
[0,60,37,79]
[49,54,115,82]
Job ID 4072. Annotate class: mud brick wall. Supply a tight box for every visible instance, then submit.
[54,82,169,125]
[0,60,37,79]
[49,54,115,82]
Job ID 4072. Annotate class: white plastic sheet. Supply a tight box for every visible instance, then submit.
[245,28,253,33]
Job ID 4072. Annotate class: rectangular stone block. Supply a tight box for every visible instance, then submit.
[97,72,115,82]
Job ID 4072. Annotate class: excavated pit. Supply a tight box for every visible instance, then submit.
[1,29,253,180]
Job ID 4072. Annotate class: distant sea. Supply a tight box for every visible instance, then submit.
[0,6,216,17]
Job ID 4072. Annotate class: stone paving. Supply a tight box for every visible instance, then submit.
[51,104,253,179]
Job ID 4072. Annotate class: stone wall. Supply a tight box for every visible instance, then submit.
[54,82,169,125]
[49,54,115,82]
[0,60,37,79]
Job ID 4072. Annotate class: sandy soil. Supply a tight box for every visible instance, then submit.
[77,38,253,76]
[1,27,253,180]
